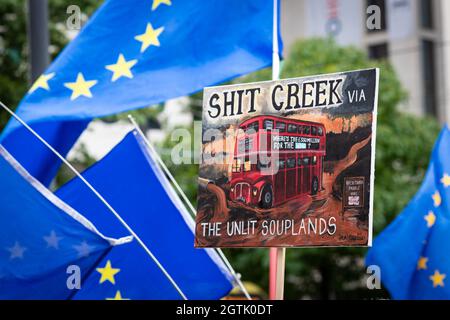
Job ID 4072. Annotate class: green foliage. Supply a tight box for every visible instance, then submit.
[374,112,440,230]
[53,142,97,189]
[159,120,199,205]
[0,0,28,126]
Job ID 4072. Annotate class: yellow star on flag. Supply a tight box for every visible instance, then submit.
[135,23,164,52]
[424,211,436,228]
[29,72,55,94]
[432,191,441,207]
[417,257,428,270]
[152,0,171,11]
[441,173,450,188]
[106,290,129,300]
[96,260,120,285]
[430,270,446,288]
[105,54,138,82]
[64,73,98,100]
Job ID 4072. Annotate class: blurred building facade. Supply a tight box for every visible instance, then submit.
[281,0,450,124]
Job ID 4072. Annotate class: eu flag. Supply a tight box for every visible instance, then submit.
[0,0,280,186]
[0,146,131,299]
[56,131,233,300]
[366,126,450,299]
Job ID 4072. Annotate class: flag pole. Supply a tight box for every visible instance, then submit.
[128,115,252,300]
[269,0,286,300]
[0,101,188,300]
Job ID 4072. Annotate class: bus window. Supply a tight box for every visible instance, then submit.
[312,156,317,165]
[310,143,320,150]
[277,159,286,170]
[257,160,271,170]
[247,121,259,133]
[303,126,311,135]
[287,158,296,168]
[275,122,286,132]
[317,127,323,136]
[232,158,241,172]
[244,160,252,172]
[287,124,297,133]
[238,137,254,153]
[297,158,303,167]
[311,126,317,136]
[263,120,274,130]
[302,157,311,166]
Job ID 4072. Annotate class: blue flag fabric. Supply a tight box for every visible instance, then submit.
[55,131,233,300]
[0,0,281,185]
[0,146,131,299]
[366,126,450,299]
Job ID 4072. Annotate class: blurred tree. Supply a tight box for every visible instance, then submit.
[161,38,441,299]
[0,0,28,127]
[158,104,199,204]
[0,0,101,130]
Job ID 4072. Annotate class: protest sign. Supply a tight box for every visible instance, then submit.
[195,69,379,248]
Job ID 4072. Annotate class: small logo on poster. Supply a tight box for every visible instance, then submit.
[343,177,365,208]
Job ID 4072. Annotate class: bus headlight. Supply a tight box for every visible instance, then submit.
[230,187,234,193]
[252,187,258,196]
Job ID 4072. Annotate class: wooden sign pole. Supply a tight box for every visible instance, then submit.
[268,0,286,301]
[269,248,286,299]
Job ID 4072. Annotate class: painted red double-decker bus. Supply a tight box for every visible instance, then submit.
[229,115,326,209]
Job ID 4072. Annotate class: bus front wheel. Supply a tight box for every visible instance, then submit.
[311,176,319,195]
[260,185,273,209]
